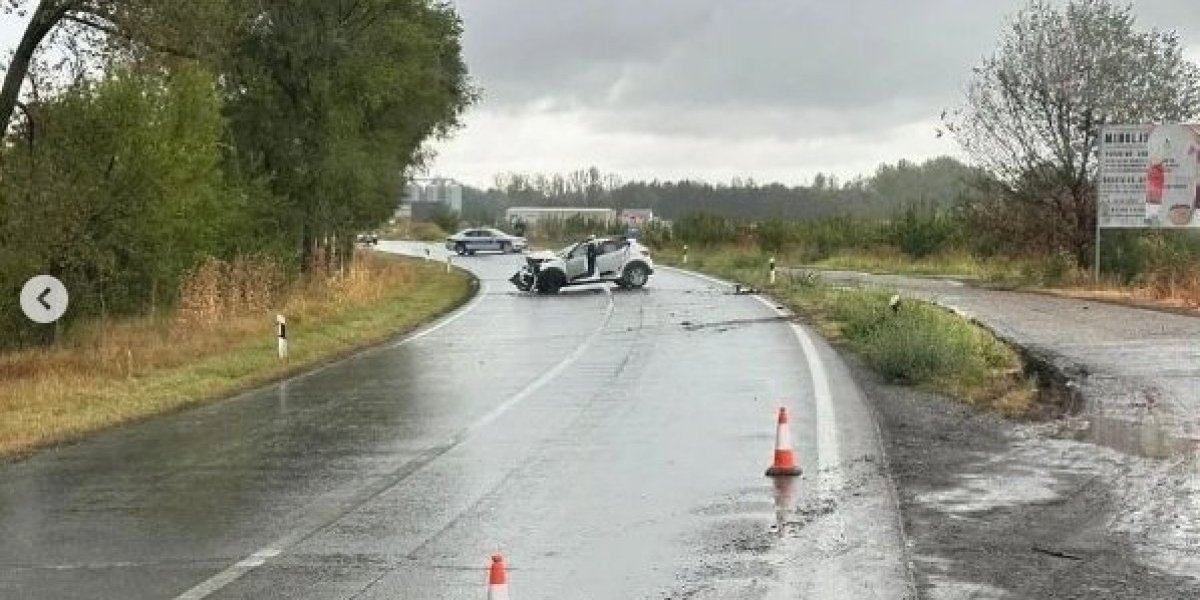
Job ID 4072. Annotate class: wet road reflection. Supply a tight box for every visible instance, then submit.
[0,242,908,599]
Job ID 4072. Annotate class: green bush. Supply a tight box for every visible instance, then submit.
[427,204,460,233]
[533,215,624,242]
[756,219,796,252]
[675,212,737,246]
[887,204,961,258]
[800,287,1009,388]
[410,221,448,241]
[795,215,887,260]
[639,220,673,249]
[1098,230,1200,285]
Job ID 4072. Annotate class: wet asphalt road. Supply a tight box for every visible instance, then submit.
[0,242,908,599]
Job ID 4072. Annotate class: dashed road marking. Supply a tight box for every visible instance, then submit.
[170,276,614,600]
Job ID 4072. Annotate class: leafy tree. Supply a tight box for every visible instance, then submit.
[0,63,236,342]
[221,0,475,269]
[943,0,1200,263]
[870,157,983,209]
[0,0,240,142]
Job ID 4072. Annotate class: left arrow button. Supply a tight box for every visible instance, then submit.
[20,275,69,324]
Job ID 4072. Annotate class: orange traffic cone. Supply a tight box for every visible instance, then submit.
[765,407,802,477]
[487,554,509,600]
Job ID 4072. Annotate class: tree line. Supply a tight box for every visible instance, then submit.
[461,156,982,224]
[0,0,474,346]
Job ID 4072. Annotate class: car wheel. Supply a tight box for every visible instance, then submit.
[536,271,564,294]
[622,264,649,289]
[455,243,468,256]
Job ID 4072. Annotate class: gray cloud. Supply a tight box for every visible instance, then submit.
[457,0,1200,111]
[436,0,1200,182]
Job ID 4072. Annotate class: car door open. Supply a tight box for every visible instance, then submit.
[564,243,590,280]
[595,239,627,277]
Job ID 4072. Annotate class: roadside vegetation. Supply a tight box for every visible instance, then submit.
[0,1,474,348]
[0,2,476,454]
[658,247,1038,417]
[646,211,1200,308]
[383,219,450,243]
[0,253,471,458]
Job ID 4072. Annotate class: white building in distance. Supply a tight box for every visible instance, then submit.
[402,177,462,213]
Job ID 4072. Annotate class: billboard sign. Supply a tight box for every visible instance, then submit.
[1098,123,1200,228]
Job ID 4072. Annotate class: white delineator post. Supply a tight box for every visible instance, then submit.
[446,255,453,273]
[425,248,431,261]
[769,256,777,285]
[682,244,689,265]
[275,314,288,360]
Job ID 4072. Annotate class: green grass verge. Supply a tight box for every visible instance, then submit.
[661,247,1037,416]
[0,255,474,458]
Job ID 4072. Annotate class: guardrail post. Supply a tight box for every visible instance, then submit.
[769,256,776,285]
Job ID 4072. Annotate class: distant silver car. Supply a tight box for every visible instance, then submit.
[445,228,528,255]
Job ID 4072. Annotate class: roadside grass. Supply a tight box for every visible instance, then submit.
[0,252,472,458]
[660,247,1037,417]
[382,219,447,242]
[807,247,1031,281]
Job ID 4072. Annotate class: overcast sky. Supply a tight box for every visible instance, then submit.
[428,0,1200,187]
[1,1,1198,187]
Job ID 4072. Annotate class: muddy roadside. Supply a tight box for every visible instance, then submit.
[847,356,1200,599]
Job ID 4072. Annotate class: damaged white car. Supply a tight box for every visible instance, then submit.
[509,237,654,294]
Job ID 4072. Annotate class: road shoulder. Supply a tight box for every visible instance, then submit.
[848,356,1200,599]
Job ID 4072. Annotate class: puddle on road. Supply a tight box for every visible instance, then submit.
[1073,415,1200,459]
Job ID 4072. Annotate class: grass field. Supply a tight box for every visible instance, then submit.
[0,252,473,458]
[661,247,1037,416]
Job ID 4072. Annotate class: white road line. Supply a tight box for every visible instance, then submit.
[748,295,842,470]
[669,264,910,598]
[663,266,843,468]
[171,285,615,600]
[391,280,490,348]
[263,246,487,389]
[660,265,731,289]
[468,286,614,435]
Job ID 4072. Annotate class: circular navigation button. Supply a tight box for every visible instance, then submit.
[20,275,68,324]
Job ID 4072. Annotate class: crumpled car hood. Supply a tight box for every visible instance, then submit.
[526,250,558,262]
